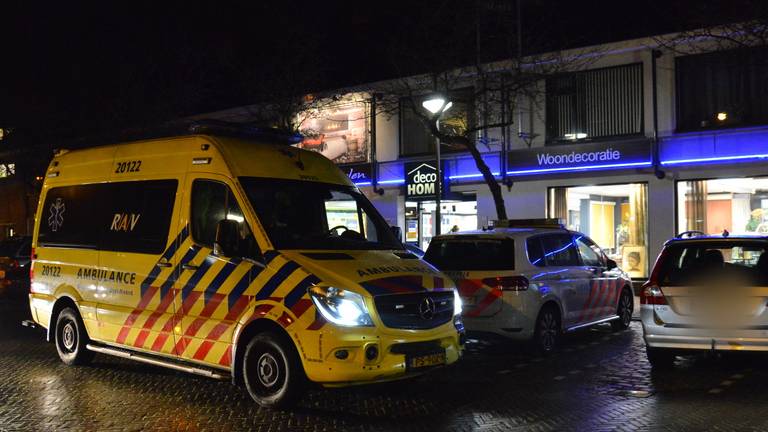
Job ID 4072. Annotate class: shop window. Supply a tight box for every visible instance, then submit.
[0,163,15,178]
[546,63,643,144]
[677,177,768,236]
[676,46,768,131]
[399,88,475,157]
[549,183,649,278]
[296,99,370,164]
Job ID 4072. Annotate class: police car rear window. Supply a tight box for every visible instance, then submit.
[424,238,515,271]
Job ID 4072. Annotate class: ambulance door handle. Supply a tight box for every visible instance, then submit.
[155,261,172,268]
[182,263,199,271]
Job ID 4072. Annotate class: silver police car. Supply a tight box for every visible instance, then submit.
[424,220,634,353]
[641,232,768,367]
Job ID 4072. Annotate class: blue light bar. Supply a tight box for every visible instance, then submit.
[506,161,652,176]
[660,153,768,166]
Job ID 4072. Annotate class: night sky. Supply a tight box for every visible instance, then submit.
[0,0,757,143]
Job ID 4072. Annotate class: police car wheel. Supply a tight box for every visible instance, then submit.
[611,289,634,331]
[533,306,560,355]
[55,307,94,366]
[243,332,304,409]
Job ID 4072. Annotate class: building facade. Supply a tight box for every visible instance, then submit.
[201,32,768,281]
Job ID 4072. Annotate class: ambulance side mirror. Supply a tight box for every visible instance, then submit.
[390,226,403,242]
[214,219,240,257]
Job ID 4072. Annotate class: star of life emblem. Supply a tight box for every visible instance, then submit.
[48,198,65,232]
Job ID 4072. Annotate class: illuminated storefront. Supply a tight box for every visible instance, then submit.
[676,177,768,236]
[549,183,649,278]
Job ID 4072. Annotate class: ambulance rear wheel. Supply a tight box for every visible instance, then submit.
[55,307,94,366]
[243,332,305,409]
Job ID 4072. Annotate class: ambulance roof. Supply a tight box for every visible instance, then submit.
[45,134,353,187]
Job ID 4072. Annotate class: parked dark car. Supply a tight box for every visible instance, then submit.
[0,236,32,284]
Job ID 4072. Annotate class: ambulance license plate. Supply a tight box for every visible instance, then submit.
[408,351,446,369]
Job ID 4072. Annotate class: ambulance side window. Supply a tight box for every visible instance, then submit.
[191,180,257,257]
[38,184,102,249]
[38,180,177,254]
[100,180,177,254]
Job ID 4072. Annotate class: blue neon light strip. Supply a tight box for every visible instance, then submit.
[505,161,652,176]
[353,181,372,186]
[660,153,768,166]
[378,179,405,185]
[448,172,500,180]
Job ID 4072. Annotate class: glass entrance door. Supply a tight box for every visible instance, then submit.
[407,200,477,251]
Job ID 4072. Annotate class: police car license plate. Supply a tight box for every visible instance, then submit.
[408,351,446,369]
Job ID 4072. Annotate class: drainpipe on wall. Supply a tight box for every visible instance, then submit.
[501,79,509,189]
[651,49,665,180]
[371,93,384,195]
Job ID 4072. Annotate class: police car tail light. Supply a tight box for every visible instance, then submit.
[308,286,373,327]
[482,276,529,291]
[640,285,667,305]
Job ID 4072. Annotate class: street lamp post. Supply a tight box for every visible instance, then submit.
[421,96,452,237]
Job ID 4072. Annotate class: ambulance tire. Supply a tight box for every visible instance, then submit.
[532,304,561,355]
[55,307,94,366]
[611,288,634,332]
[243,332,305,409]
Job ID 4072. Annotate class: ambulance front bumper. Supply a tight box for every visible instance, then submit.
[303,321,464,386]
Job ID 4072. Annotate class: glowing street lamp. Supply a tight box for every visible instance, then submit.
[422,98,453,115]
[421,95,452,237]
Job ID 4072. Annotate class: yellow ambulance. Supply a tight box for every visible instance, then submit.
[28,122,464,408]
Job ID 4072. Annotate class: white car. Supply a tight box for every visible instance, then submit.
[641,233,768,367]
[424,221,634,353]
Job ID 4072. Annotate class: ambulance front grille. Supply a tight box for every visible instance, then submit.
[374,291,454,330]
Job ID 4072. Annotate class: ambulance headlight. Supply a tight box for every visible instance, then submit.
[453,289,462,316]
[309,286,373,327]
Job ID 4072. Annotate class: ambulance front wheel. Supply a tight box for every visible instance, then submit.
[55,307,94,366]
[242,332,306,409]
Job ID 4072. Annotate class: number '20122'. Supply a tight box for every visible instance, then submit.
[115,161,141,173]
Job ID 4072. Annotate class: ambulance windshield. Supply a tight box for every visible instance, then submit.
[240,177,402,250]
